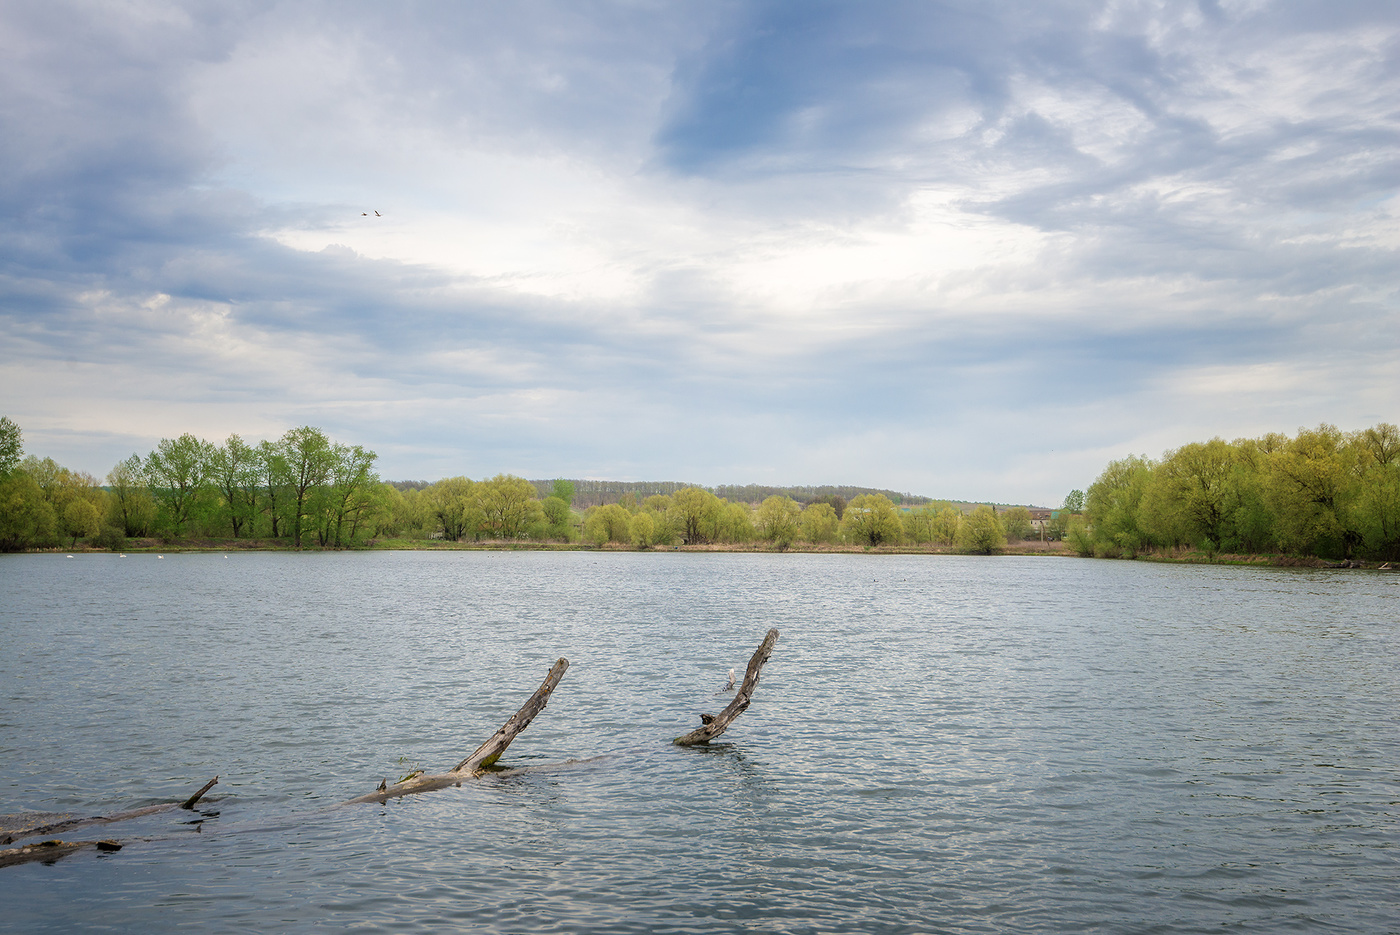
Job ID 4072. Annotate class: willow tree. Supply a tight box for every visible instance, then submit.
[1263,424,1362,558]
[1356,423,1400,559]
[956,505,1006,554]
[583,503,631,545]
[799,501,838,543]
[478,474,542,539]
[426,477,482,541]
[840,493,902,547]
[1085,455,1155,557]
[1140,439,1235,549]
[755,495,800,546]
[671,487,723,544]
[1000,506,1033,542]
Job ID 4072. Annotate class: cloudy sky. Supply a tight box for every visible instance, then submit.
[2,1,1397,505]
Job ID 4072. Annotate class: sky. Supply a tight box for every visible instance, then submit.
[2,0,1398,506]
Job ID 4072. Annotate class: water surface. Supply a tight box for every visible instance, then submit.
[1,552,1397,933]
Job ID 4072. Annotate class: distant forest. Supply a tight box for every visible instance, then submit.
[1072,422,1400,562]
[390,479,946,509]
[388,478,1038,512]
[0,416,1048,553]
[14,414,1397,563]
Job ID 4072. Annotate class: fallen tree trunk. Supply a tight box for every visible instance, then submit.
[342,658,570,805]
[0,838,123,870]
[673,628,779,746]
[4,632,785,869]
[0,777,218,846]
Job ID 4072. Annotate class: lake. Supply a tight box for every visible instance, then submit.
[1,551,1397,933]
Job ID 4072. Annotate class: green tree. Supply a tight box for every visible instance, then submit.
[1001,506,1032,542]
[209,434,260,538]
[62,498,101,547]
[1063,489,1085,513]
[716,501,756,543]
[931,507,961,544]
[426,477,483,541]
[840,493,902,547]
[799,501,838,543]
[106,454,156,537]
[255,440,293,538]
[1263,424,1361,558]
[540,495,575,540]
[755,495,800,547]
[550,478,575,504]
[629,510,657,548]
[0,416,21,476]
[1086,455,1155,557]
[671,487,723,544]
[956,504,1007,554]
[900,505,936,544]
[280,426,336,548]
[144,433,215,537]
[1140,439,1236,550]
[478,474,542,539]
[0,471,55,551]
[584,503,632,545]
[1355,423,1400,559]
[318,444,379,547]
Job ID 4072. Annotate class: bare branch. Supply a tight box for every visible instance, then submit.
[674,629,779,746]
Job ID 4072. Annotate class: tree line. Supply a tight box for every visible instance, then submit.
[0,416,1058,553]
[1072,422,1400,561]
[0,421,383,551]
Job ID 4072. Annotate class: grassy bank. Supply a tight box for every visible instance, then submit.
[28,537,1075,556]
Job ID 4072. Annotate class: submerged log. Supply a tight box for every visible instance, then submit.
[673,628,779,747]
[0,837,125,870]
[0,776,220,846]
[343,658,570,805]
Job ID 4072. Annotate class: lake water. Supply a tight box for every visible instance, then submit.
[1,551,1397,933]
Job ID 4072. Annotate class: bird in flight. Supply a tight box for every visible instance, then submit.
[375,210,381,216]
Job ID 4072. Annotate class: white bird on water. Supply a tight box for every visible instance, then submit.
[724,668,736,692]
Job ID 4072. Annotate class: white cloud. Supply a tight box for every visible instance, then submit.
[1,0,1398,506]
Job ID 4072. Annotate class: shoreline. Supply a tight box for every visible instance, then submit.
[10,539,1393,568]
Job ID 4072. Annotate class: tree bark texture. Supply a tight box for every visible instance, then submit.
[673,628,779,746]
[342,658,570,805]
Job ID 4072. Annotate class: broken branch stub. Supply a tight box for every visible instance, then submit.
[673,628,779,747]
[342,658,570,806]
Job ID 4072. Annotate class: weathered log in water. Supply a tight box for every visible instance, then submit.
[3,632,782,869]
[0,777,218,846]
[0,838,124,869]
[342,658,570,805]
[673,628,779,746]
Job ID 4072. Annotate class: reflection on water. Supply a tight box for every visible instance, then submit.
[1,552,1397,933]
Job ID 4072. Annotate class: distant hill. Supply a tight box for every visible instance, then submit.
[529,480,934,509]
[384,477,1047,512]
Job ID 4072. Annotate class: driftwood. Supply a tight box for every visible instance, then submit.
[674,628,779,746]
[0,838,125,870]
[342,658,570,805]
[0,776,217,847]
[4,630,783,868]
[0,777,217,868]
